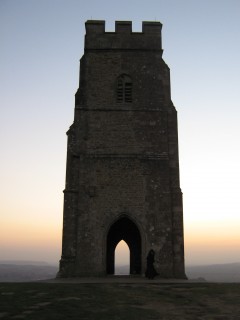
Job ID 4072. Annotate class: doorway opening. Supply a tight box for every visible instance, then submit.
[114,240,130,275]
[106,216,141,275]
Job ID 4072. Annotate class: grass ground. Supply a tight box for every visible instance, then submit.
[0,282,240,319]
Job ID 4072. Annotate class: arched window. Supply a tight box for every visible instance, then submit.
[117,74,132,103]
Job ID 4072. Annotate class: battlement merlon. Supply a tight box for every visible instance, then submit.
[85,20,163,51]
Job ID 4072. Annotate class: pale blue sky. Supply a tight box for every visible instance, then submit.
[1,0,240,265]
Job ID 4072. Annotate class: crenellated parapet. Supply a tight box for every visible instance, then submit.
[85,20,163,51]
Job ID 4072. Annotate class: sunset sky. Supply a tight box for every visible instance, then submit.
[1,0,240,267]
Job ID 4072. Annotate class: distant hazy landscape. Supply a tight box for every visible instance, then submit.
[185,263,240,282]
[0,261,58,282]
[0,261,240,282]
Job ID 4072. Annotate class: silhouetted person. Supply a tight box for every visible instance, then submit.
[145,249,158,279]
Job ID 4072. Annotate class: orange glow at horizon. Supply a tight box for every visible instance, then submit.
[1,216,240,266]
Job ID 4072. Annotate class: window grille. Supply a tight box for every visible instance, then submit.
[117,75,132,103]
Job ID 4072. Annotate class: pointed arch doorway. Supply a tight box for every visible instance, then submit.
[106,216,141,275]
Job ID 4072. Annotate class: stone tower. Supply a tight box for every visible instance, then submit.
[59,20,186,278]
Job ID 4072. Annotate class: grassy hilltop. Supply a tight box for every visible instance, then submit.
[1,282,240,319]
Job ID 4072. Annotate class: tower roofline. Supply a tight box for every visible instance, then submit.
[85,20,162,35]
[85,20,163,51]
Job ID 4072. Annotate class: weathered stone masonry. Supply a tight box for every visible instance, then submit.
[59,20,186,278]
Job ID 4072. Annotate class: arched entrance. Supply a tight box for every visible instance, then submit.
[106,216,141,275]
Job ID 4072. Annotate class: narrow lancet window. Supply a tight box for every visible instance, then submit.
[117,74,132,103]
